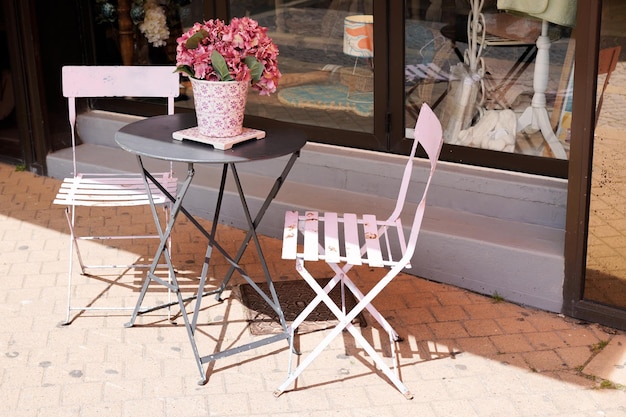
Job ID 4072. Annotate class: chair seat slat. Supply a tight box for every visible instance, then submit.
[282,210,299,260]
[303,211,319,261]
[54,175,176,207]
[53,198,167,207]
[59,181,173,190]
[363,214,383,267]
[59,177,176,188]
[343,213,361,265]
[57,187,174,196]
[55,193,167,202]
[323,212,340,263]
[57,187,176,196]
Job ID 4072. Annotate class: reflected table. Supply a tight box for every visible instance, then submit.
[115,113,307,384]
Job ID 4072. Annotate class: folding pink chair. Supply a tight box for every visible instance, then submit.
[53,66,179,324]
[276,103,443,399]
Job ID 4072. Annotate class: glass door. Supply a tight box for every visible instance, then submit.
[583,0,626,311]
[563,0,626,331]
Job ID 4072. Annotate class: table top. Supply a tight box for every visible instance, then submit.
[115,113,307,164]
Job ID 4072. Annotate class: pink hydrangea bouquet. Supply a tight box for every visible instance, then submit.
[175,17,281,96]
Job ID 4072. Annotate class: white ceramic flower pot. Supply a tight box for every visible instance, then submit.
[190,79,248,137]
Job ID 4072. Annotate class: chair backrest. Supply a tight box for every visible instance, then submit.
[395,103,443,260]
[61,65,180,174]
[390,103,442,219]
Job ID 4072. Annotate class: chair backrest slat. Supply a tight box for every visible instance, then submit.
[62,66,179,101]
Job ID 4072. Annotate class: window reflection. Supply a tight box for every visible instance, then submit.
[405,0,575,159]
[92,0,201,66]
[232,0,374,133]
[92,0,377,133]
[91,1,579,159]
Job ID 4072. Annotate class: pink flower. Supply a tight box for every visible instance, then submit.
[175,17,281,95]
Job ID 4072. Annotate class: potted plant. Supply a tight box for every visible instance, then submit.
[175,17,281,137]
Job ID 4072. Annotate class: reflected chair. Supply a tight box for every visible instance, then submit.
[275,103,444,399]
[53,66,179,324]
[596,46,621,128]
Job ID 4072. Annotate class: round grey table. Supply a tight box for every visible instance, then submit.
[116,112,307,163]
[115,113,307,384]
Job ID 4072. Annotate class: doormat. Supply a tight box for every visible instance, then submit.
[239,278,367,336]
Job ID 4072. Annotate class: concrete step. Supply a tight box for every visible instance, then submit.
[47,141,565,312]
[46,110,567,312]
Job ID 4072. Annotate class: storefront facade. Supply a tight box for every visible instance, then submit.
[2,0,625,329]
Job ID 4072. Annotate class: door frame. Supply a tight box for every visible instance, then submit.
[2,0,49,174]
[563,0,626,330]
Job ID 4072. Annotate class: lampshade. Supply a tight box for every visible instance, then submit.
[497,0,577,27]
[343,15,374,57]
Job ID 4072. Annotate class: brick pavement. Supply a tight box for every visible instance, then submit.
[1,162,626,417]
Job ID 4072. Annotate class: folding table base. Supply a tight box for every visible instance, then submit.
[125,155,298,384]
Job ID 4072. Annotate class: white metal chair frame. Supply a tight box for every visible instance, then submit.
[275,103,443,399]
[53,66,179,324]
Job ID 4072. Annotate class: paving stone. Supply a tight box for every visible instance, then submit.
[585,333,626,387]
[2,159,626,417]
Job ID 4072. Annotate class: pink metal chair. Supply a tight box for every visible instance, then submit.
[276,103,443,399]
[53,66,179,324]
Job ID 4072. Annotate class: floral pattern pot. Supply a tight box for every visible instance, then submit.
[191,79,248,137]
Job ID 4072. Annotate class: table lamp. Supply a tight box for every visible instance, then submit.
[497,0,577,159]
[344,14,374,58]
[343,14,374,101]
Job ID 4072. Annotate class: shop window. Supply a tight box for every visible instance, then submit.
[231,1,375,134]
[91,0,375,134]
[86,0,575,177]
[91,0,202,113]
[405,0,576,161]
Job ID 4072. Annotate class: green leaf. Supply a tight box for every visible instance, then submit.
[244,56,263,82]
[211,50,234,81]
[185,30,208,49]
[174,65,195,78]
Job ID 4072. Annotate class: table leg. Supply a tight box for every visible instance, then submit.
[192,154,303,364]
[124,158,194,325]
[213,152,301,300]
[124,159,208,380]
[124,153,300,385]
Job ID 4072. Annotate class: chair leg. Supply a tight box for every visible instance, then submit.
[62,202,173,324]
[63,207,76,325]
[64,206,88,275]
[164,203,173,321]
[326,262,402,341]
[289,273,343,331]
[275,258,413,399]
